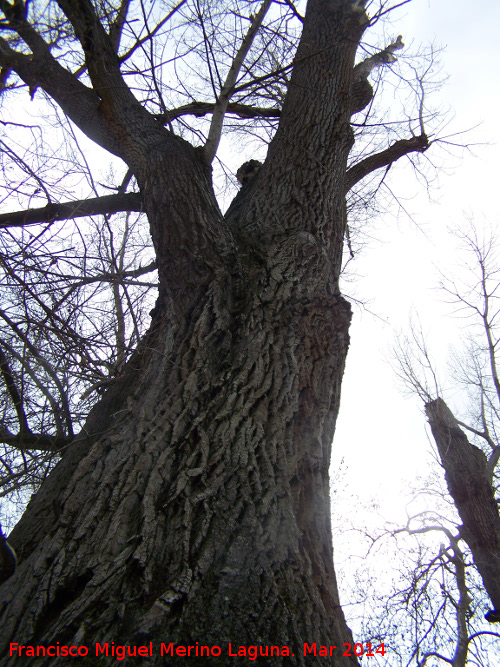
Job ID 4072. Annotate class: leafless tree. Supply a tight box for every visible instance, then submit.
[335,476,500,666]
[0,0,442,661]
[394,222,500,629]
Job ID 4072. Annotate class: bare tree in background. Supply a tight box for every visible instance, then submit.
[394,223,500,633]
[341,482,500,666]
[0,0,441,661]
[331,457,500,666]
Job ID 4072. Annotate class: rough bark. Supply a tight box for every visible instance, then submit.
[426,398,500,619]
[0,1,370,664]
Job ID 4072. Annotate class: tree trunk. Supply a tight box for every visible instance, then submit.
[1,284,354,665]
[0,172,356,663]
[0,1,369,664]
[426,398,500,618]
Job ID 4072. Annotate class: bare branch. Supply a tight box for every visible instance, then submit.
[369,0,413,25]
[0,345,30,436]
[204,1,272,163]
[119,0,188,64]
[283,0,304,23]
[0,311,73,437]
[345,134,429,192]
[0,426,72,452]
[108,0,132,53]
[455,418,497,452]
[0,193,143,229]
[155,101,281,124]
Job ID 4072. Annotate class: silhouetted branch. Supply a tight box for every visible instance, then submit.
[345,134,429,192]
[0,426,72,452]
[0,193,143,229]
[155,101,281,124]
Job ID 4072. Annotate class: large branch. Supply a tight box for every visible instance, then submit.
[155,101,281,124]
[353,35,404,81]
[0,345,30,435]
[0,426,72,452]
[344,133,429,193]
[56,0,131,101]
[1,0,166,161]
[0,193,143,229]
[108,0,132,53]
[426,398,500,622]
[56,0,160,154]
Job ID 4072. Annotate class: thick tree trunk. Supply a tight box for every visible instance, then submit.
[426,398,500,618]
[0,1,367,664]
[0,192,356,663]
[1,281,353,665]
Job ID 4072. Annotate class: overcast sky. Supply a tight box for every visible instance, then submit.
[330,4,500,658]
[333,0,500,507]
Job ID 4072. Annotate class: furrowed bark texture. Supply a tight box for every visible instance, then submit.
[0,1,367,664]
[426,398,500,614]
